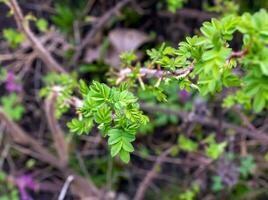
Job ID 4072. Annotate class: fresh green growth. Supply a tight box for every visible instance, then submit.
[211,175,223,192]
[40,73,77,118]
[204,134,226,160]
[0,93,25,121]
[3,28,25,48]
[239,155,255,178]
[119,10,268,113]
[68,81,149,163]
[0,171,19,200]
[36,18,48,32]
[204,0,239,15]
[178,182,200,200]
[166,0,186,13]
[0,68,7,82]
[178,135,198,152]
[120,51,137,66]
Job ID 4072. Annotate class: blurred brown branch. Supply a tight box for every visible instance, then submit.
[0,108,100,198]
[72,0,135,63]
[6,0,67,73]
[45,91,69,167]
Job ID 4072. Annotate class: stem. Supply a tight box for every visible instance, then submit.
[106,153,113,191]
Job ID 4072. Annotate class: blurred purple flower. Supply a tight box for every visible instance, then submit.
[16,175,37,200]
[178,90,190,102]
[5,70,22,92]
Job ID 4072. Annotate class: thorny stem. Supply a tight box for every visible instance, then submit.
[117,49,248,84]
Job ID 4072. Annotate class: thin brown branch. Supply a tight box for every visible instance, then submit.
[117,49,247,84]
[0,108,61,168]
[134,148,171,200]
[7,0,67,74]
[0,108,100,198]
[159,8,218,21]
[72,0,134,63]
[45,91,69,167]
[140,103,268,144]
[117,64,194,84]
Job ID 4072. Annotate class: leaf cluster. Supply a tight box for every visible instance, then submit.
[68,81,149,163]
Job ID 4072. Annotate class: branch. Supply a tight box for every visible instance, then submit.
[134,148,171,200]
[72,0,134,62]
[0,108,100,198]
[159,8,218,21]
[7,0,67,74]
[117,50,247,84]
[0,108,61,168]
[45,91,69,167]
[117,64,194,84]
[140,103,268,144]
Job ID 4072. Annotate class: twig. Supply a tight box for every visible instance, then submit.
[72,0,134,63]
[0,109,100,198]
[6,0,67,73]
[159,8,218,21]
[117,64,194,84]
[58,175,74,200]
[232,107,256,131]
[117,49,247,84]
[140,103,268,144]
[0,108,62,168]
[133,148,171,200]
[45,91,69,167]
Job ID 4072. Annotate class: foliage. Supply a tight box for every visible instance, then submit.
[2,0,268,199]
[51,0,88,34]
[36,18,48,32]
[204,0,239,15]
[239,155,256,178]
[68,81,149,163]
[40,73,77,118]
[178,135,198,152]
[204,134,227,160]
[166,0,186,13]
[211,175,223,192]
[3,28,25,48]
[0,93,25,121]
[0,171,19,200]
[119,10,268,113]
[178,183,200,200]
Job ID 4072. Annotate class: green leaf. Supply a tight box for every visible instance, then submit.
[206,142,226,160]
[67,118,93,135]
[122,141,134,152]
[239,155,255,178]
[89,81,111,105]
[178,135,198,152]
[1,93,25,121]
[253,92,266,112]
[79,80,89,97]
[211,176,223,192]
[3,28,25,48]
[108,129,122,145]
[36,18,48,32]
[120,51,137,66]
[120,149,130,163]
[94,104,112,124]
[111,141,122,157]
[260,62,268,75]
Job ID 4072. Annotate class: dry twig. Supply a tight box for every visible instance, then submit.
[72,0,134,62]
[6,0,67,73]
[140,103,268,144]
[45,91,69,167]
[0,109,100,198]
[134,148,171,200]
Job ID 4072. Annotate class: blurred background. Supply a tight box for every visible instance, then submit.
[1,0,268,199]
